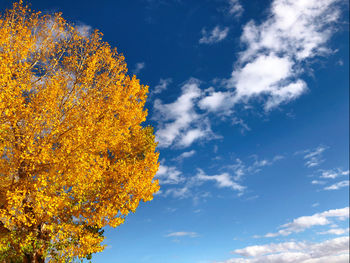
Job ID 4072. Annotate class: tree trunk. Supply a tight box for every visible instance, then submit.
[22,253,45,263]
[34,254,45,263]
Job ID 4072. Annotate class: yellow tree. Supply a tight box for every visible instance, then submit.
[0,2,159,262]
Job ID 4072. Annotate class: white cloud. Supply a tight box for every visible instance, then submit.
[233,241,308,258]
[152,78,172,95]
[324,180,349,190]
[156,161,184,185]
[337,59,344,66]
[196,169,245,192]
[219,236,349,263]
[179,128,206,147]
[165,231,198,238]
[320,168,349,179]
[238,0,341,63]
[153,78,213,148]
[227,0,243,18]
[174,150,196,161]
[321,207,349,218]
[199,26,229,44]
[233,55,297,96]
[198,87,238,115]
[311,180,326,185]
[154,0,343,148]
[230,52,307,111]
[318,227,349,235]
[264,207,349,237]
[201,0,343,113]
[342,170,349,176]
[199,90,229,112]
[264,80,307,110]
[320,169,339,179]
[312,169,349,188]
[303,146,327,168]
[132,62,145,74]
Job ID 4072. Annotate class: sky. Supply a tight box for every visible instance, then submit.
[1,0,349,262]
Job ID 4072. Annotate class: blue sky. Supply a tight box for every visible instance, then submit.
[1,0,349,262]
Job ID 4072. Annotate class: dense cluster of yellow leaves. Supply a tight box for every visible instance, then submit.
[0,2,159,261]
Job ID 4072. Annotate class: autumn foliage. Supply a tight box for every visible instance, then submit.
[0,2,159,261]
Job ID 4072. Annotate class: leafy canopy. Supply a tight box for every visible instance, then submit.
[0,2,159,261]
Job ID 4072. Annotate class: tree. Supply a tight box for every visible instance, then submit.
[0,2,160,262]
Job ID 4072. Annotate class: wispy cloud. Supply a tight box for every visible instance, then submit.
[163,166,246,200]
[162,165,246,200]
[303,145,327,168]
[165,231,198,238]
[162,169,215,201]
[218,236,349,263]
[227,0,243,18]
[320,168,349,179]
[160,151,292,203]
[173,150,196,161]
[164,186,191,199]
[75,23,92,37]
[199,26,229,44]
[132,62,145,74]
[225,155,283,181]
[199,0,343,113]
[264,207,349,238]
[324,180,349,191]
[311,180,326,185]
[152,78,172,95]
[226,158,246,181]
[311,168,349,189]
[232,117,251,134]
[196,168,245,193]
[165,207,177,213]
[318,227,350,235]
